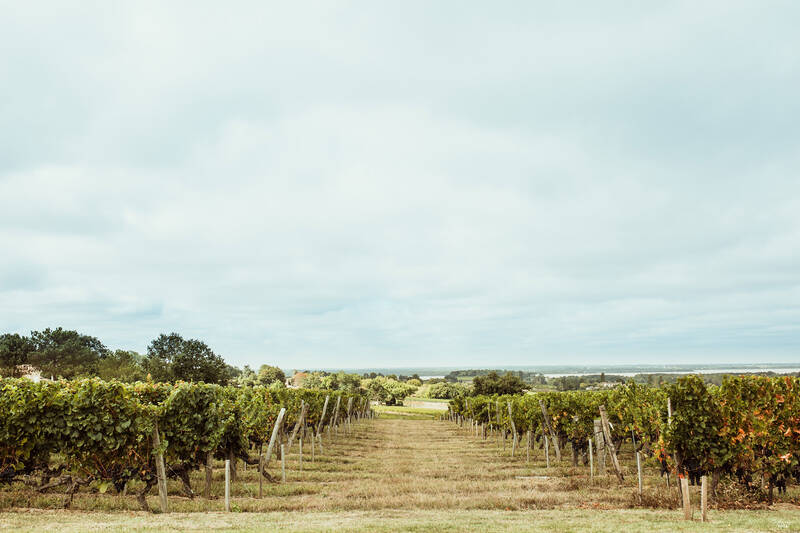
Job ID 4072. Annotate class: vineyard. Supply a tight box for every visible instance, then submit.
[448,375,800,509]
[0,378,369,512]
[1,375,800,531]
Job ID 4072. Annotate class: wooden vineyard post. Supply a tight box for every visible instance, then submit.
[205,452,213,499]
[496,400,501,448]
[330,396,342,437]
[681,476,691,520]
[594,419,606,472]
[589,438,594,482]
[526,431,531,463]
[224,459,231,512]
[258,444,264,498]
[507,401,517,458]
[545,434,550,468]
[287,401,308,453]
[318,433,323,455]
[346,397,353,434]
[667,398,677,494]
[311,432,315,462]
[701,476,708,522]
[598,405,624,484]
[316,395,330,441]
[667,397,673,427]
[299,437,303,471]
[539,400,561,461]
[264,408,287,470]
[152,423,169,513]
[281,444,286,483]
[636,451,643,503]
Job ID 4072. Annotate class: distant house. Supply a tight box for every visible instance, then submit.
[287,371,308,388]
[585,381,619,391]
[17,364,43,382]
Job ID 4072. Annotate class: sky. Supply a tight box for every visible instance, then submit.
[1,1,799,369]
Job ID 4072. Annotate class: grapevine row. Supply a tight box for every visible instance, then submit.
[0,378,369,509]
[448,375,800,501]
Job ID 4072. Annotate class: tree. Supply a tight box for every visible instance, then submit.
[257,364,285,386]
[28,327,109,378]
[335,371,363,392]
[300,372,325,389]
[144,333,230,384]
[0,333,35,377]
[301,371,361,391]
[471,371,526,396]
[552,376,582,391]
[363,376,417,405]
[235,365,257,387]
[426,381,467,399]
[97,350,146,382]
[143,332,182,381]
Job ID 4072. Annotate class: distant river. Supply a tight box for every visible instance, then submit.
[542,367,800,378]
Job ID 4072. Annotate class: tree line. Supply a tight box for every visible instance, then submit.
[0,327,284,386]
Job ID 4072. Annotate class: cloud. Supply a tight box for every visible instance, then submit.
[1,1,799,367]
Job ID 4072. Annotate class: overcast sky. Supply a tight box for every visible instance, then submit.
[2,1,799,369]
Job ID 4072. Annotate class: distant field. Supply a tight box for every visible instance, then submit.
[403,397,450,411]
[405,396,450,403]
[371,404,442,419]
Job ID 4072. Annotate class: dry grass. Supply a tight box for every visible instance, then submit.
[1,418,799,531]
[2,509,800,532]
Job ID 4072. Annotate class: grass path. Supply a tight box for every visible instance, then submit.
[1,418,799,531]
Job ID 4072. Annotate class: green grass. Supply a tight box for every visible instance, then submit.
[371,404,442,419]
[405,396,451,403]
